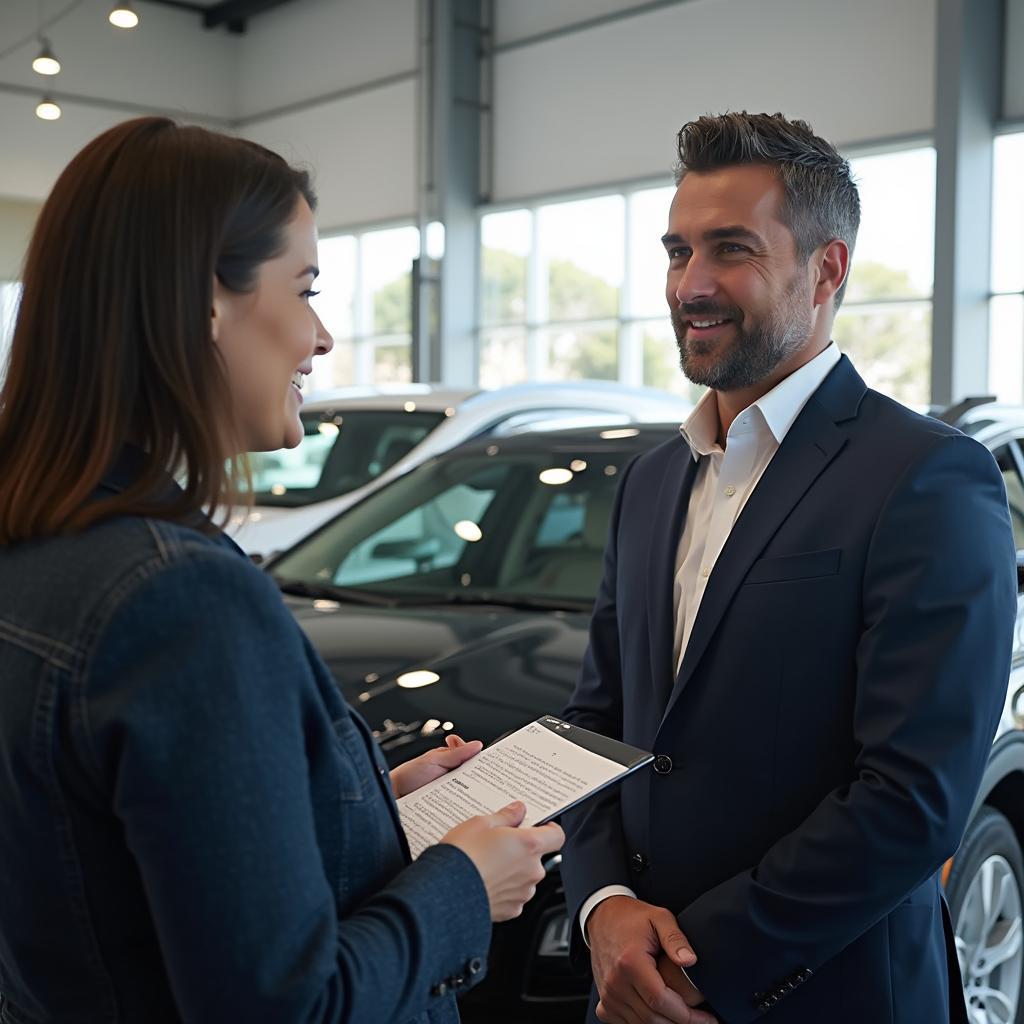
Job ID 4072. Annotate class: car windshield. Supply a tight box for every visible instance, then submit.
[245,409,446,508]
[269,443,640,606]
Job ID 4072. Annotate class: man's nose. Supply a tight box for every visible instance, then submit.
[674,255,716,305]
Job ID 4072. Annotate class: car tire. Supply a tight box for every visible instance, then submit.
[946,806,1024,1023]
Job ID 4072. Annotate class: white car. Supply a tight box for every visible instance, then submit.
[230,380,689,559]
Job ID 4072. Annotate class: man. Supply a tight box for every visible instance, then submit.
[560,111,1017,1024]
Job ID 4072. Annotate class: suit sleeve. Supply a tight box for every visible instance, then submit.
[83,549,491,1023]
[560,456,639,969]
[678,433,1017,1022]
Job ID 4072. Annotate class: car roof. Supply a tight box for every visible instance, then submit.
[300,384,476,413]
[434,420,682,457]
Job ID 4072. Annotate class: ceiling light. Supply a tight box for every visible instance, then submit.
[35,96,61,120]
[32,39,60,76]
[396,669,440,689]
[599,428,640,439]
[570,459,588,472]
[108,2,139,28]
[404,401,417,412]
[539,467,573,486]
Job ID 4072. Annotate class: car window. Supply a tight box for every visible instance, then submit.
[245,409,445,507]
[994,444,1024,554]
[270,446,636,603]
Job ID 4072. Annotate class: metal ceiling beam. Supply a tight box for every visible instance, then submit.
[142,0,298,32]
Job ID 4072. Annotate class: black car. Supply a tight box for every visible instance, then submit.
[267,408,1024,1024]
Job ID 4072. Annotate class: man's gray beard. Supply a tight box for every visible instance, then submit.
[673,280,814,392]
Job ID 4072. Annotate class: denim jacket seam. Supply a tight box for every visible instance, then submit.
[29,661,121,1022]
[73,528,242,791]
[0,619,81,673]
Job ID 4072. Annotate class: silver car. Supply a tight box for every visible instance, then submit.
[229,380,690,559]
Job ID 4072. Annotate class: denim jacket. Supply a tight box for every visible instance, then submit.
[0,458,491,1023]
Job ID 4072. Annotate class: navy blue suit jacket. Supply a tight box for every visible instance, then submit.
[561,356,1017,1023]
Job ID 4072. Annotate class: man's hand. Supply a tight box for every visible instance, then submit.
[389,734,483,798]
[588,896,717,1024]
[657,953,707,1010]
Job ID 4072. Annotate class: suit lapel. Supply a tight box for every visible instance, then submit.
[659,356,865,727]
[646,443,701,710]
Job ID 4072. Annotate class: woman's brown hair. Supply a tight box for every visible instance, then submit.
[0,117,315,543]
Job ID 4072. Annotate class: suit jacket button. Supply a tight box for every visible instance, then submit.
[630,852,648,872]
[653,755,673,775]
[468,957,484,975]
[432,981,448,996]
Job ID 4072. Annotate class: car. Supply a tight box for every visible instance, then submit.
[265,404,1024,1024]
[229,381,690,560]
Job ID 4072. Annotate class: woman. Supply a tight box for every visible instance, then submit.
[0,118,563,1023]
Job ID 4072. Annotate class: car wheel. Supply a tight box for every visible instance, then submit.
[947,807,1024,1023]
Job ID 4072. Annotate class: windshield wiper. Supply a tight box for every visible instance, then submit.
[394,592,593,613]
[274,579,398,608]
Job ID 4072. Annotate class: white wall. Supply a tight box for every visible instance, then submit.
[236,0,418,230]
[491,0,937,202]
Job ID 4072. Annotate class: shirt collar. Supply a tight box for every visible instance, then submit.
[679,342,841,460]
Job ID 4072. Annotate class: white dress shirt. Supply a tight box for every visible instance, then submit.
[578,343,842,946]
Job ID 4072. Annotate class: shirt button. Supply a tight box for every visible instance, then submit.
[724,485,736,497]
[630,852,648,873]
[653,755,673,775]
[700,566,710,578]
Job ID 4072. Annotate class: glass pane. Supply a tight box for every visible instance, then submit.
[844,148,935,302]
[990,294,1024,404]
[335,480,501,587]
[994,446,1024,553]
[639,318,704,403]
[629,186,676,318]
[373,339,412,383]
[0,282,21,383]
[479,327,527,389]
[320,339,355,390]
[538,195,624,321]
[833,302,931,405]
[271,445,636,603]
[992,133,1024,294]
[481,209,530,325]
[247,410,445,507]
[540,322,619,381]
[361,226,419,335]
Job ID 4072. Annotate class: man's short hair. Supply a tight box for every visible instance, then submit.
[674,111,860,307]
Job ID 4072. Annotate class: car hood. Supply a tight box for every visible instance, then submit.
[285,595,590,765]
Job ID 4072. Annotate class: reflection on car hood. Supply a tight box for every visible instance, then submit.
[285,595,589,765]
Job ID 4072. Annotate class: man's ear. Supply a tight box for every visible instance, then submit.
[813,239,850,308]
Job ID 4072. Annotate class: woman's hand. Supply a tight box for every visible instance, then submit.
[389,734,483,798]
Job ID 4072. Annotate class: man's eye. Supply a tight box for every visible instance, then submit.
[720,243,747,254]
[667,247,689,260]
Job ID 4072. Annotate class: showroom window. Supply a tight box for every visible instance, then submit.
[309,224,419,391]
[0,282,20,382]
[479,146,936,406]
[990,132,1024,404]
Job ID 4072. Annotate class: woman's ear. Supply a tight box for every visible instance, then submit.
[210,277,224,343]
